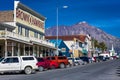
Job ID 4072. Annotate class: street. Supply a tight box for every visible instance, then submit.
[0,59,120,80]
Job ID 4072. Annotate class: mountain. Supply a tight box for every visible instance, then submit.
[45,21,120,54]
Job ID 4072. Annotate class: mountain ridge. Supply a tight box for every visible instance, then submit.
[45,21,120,54]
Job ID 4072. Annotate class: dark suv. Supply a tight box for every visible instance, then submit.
[79,57,89,63]
[46,56,70,68]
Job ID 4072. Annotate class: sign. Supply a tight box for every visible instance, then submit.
[61,48,66,52]
[16,9,44,29]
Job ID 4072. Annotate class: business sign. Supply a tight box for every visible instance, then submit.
[61,48,66,52]
[16,8,44,29]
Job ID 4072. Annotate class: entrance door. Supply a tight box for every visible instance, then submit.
[0,46,2,57]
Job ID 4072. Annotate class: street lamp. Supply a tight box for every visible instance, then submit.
[56,6,68,56]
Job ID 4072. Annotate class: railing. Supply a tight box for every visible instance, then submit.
[0,30,55,47]
[30,37,55,47]
[0,30,30,42]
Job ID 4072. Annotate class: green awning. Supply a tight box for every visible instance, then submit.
[82,49,88,54]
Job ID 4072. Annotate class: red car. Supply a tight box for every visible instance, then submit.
[36,57,58,71]
[46,56,70,68]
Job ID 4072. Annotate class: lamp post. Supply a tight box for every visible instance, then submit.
[56,7,59,56]
[56,6,68,56]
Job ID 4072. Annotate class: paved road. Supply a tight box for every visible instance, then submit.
[0,59,120,80]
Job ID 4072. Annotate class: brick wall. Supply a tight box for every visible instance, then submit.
[0,10,14,22]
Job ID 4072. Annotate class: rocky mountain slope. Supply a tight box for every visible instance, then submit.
[45,21,120,53]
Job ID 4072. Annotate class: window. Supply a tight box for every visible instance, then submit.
[34,32,38,38]
[58,57,66,60]
[47,57,55,60]
[0,58,4,62]
[22,57,34,61]
[37,58,44,62]
[3,58,19,63]
[39,34,43,39]
[12,58,19,63]
[18,26,22,35]
[25,28,29,37]
[51,57,55,60]
[79,42,82,47]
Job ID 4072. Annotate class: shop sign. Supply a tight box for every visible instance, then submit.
[16,9,44,29]
[61,48,66,52]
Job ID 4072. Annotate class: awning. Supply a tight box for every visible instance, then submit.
[82,49,88,54]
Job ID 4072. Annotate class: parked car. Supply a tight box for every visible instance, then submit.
[79,57,90,63]
[36,57,50,71]
[111,56,117,59]
[36,57,58,71]
[46,56,70,68]
[0,57,4,62]
[74,58,85,65]
[98,56,106,61]
[0,56,38,74]
[67,57,84,66]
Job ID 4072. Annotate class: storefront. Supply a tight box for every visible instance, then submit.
[0,1,56,57]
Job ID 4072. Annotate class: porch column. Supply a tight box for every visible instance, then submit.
[44,48,46,57]
[29,45,30,56]
[5,40,7,57]
[23,44,25,56]
[33,45,35,56]
[12,42,14,56]
[18,43,20,56]
[40,47,43,57]
[37,46,39,57]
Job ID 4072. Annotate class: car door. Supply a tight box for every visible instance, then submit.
[10,57,21,71]
[0,57,21,71]
[0,58,12,71]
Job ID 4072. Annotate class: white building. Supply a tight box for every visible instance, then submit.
[0,1,56,57]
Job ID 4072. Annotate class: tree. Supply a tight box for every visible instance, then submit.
[92,38,107,52]
[99,42,107,52]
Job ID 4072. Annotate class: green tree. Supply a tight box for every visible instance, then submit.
[99,42,107,52]
[92,38,107,52]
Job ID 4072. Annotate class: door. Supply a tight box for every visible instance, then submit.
[0,57,21,71]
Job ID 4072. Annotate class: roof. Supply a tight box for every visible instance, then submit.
[46,35,87,42]
[49,39,62,47]
[0,22,16,31]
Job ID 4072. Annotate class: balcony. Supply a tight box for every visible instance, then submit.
[0,30,55,48]
[30,37,55,47]
[0,30,30,42]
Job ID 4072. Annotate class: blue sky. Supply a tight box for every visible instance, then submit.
[0,0,120,38]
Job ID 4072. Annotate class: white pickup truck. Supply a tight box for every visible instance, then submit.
[0,56,38,74]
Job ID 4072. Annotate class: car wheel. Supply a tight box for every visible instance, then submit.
[38,66,44,72]
[60,63,65,68]
[24,67,32,74]
[75,62,79,66]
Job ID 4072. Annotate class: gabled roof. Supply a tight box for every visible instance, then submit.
[46,35,86,42]
[49,39,62,47]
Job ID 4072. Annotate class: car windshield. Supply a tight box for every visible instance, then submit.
[0,57,4,62]
[75,58,79,60]
[68,58,72,60]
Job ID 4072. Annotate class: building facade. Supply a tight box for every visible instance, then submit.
[50,39,70,57]
[0,1,56,57]
[46,35,92,58]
